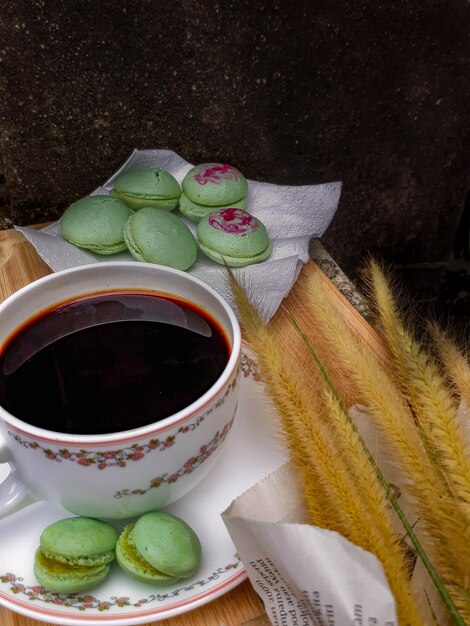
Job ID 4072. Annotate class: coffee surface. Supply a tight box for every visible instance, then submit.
[0,293,230,435]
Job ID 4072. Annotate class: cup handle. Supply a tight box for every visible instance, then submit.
[0,434,36,518]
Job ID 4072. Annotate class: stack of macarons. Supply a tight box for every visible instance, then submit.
[179,163,247,222]
[33,512,202,593]
[60,162,272,270]
[34,517,118,593]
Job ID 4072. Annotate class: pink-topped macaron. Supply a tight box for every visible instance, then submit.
[196,208,272,267]
[179,163,248,222]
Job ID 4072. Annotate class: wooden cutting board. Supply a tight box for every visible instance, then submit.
[0,227,382,626]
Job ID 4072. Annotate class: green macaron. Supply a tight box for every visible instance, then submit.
[34,517,119,593]
[111,168,181,211]
[34,549,111,594]
[179,193,246,223]
[60,195,132,254]
[180,163,247,222]
[124,207,198,270]
[116,512,201,583]
[115,523,179,585]
[197,208,272,267]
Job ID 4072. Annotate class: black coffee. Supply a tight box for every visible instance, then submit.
[0,292,230,435]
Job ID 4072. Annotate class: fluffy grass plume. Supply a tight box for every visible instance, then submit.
[303,267,470,621]
[289,308,465,626]
[430,323,470,413]
[228,270,426,626]
[366,259,470,523]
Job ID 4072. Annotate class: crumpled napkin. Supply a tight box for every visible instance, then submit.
[17,149,341,321]
[222,463,398,626]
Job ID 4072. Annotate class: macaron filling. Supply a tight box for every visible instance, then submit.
[34,548,111,594]
[116,523,179,584]
[179,192,246,222]
[64,237,128,255]
[111,192,179,211]
[40,548,116,567]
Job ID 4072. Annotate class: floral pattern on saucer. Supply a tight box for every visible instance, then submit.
[0,556,241,612]
[0,347,285,625]
[7,375,239,470]
[114,419,234,499]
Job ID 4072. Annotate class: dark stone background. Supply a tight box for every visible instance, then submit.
[0,0,469,319]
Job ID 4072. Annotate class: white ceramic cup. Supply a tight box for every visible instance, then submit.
[0,262,241,519]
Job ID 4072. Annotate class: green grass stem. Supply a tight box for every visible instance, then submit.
[287,310,466,626]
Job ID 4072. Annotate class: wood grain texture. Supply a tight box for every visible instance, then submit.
[0,229,51,298]
[0,228,382,626]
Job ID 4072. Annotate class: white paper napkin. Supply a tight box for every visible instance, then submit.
[16,149,341,321]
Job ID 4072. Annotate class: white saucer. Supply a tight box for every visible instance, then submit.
[0,351,285,625]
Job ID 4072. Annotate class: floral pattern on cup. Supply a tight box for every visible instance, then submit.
[240,352,262,381]
[0,556,241,611]
[7,376,239,470]
[114,419,234,499]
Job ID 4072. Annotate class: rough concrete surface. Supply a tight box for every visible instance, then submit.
[0,0,469,273]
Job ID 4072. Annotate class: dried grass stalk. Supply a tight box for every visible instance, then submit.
[366,259,470,524]
[305,265,470,620]
[430,323,470,414]
[228,271,427,626]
